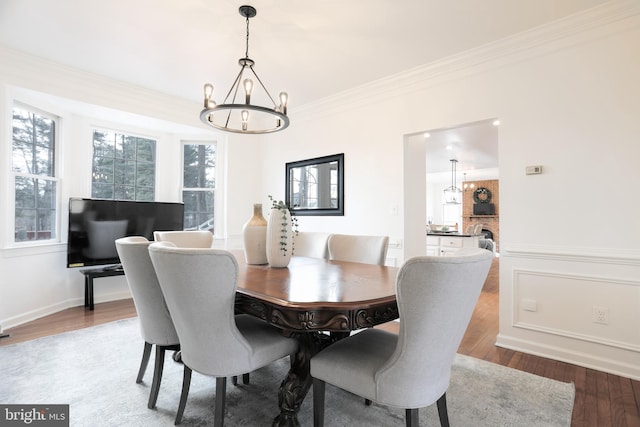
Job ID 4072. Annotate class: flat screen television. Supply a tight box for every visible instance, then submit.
[67,198,184,269]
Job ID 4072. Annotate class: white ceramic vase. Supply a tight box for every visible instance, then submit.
[242,203,268,265]
[266,207,293,268]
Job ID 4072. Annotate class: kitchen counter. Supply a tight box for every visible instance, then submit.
[427,232,475,237]
[426,233,481,256]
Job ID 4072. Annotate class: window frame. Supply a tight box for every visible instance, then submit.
[90,127,158,201]
[10,101,61,247]
[180,140,219,236]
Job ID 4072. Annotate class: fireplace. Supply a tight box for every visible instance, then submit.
[462,178,499,253]
[481,228,493,240]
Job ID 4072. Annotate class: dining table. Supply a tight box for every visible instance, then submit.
[231,250,399,427]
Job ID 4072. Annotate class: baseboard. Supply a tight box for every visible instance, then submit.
[1,299,72,330]
[91,290,133,306]
[1,290,132,330]
[496,333,640,381]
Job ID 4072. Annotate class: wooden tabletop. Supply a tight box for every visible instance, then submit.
[231,251,399,332]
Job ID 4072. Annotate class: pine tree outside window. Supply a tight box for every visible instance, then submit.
[182,142,215,232]
[12,104,59,243]
[91,130,156,201]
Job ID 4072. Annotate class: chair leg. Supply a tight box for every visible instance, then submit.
[148,345,166,409]
[436,393,450,427]
[231,373,250,386]
[136,342,152,383]
[175,366,192,425]
[214,377,227,427]
[405,408,419,427]
[313,378,326,427]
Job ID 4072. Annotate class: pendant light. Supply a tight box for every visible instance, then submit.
[200,5,289,134]
[443,159,462,204]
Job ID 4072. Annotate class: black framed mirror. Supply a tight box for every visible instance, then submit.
[285,153,344,216]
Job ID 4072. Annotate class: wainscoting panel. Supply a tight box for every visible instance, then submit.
[512,269,640,352]
[499,245,640,379]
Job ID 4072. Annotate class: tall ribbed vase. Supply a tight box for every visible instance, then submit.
[242,203,268,265]
[266,207,293,268]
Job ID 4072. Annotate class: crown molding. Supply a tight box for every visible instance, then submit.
[0,44,203,129]
[294,0,640,119]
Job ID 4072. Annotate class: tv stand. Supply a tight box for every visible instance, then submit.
[80,266,125,310]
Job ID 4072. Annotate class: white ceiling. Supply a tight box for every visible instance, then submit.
[0,0,607,172]
[419,118,500,176]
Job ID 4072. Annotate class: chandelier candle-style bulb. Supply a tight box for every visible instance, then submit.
[199,5,290,134]
[243,79,253,104]
[241,110,249,131]
[203,83,214,108]
[279,92,288,115]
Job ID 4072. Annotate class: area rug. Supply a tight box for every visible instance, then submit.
[0,318,574,426]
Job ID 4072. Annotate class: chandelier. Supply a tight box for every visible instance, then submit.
[200,5,289,134]
[443,159,462,204]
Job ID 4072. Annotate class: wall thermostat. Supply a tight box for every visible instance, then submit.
[526,165,543,175]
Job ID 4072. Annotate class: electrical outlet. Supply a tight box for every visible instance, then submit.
[592,306,609,324]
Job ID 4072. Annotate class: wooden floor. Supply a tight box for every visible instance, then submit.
[1,258,639,426]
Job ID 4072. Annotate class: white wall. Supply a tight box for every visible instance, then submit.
[1,1,639,380]
[255,2,640,379]
[0,47,237,328]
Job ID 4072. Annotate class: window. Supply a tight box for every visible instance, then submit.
[182,142,215,232]
[91,129,156,201]
[12,104,59,243]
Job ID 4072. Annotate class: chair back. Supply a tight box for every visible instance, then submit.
[473,223,483,235]
[148,244,254,376]
[327,234,389,265]
[293,232,330,259]
[375,248,493,408]
[115,236,179,346]
[153,230,213,248]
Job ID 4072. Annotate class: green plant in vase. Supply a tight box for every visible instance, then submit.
[268,195,299,256]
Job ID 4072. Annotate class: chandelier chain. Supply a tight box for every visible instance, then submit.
[245,15,250,59]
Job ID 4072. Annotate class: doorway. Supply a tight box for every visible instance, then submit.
[402,118,499,259]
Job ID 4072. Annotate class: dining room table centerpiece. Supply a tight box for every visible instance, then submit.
[242,203,269,264]
[266,195,298,268]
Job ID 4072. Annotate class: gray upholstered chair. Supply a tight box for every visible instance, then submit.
[293,231,331,259]
[154,230,247,386]
[473,223,484,235]
[327,233,389,266]
[310,248,493,427]
[153,230,213,247]
[148,243,298,426]
[114,236,180,410]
